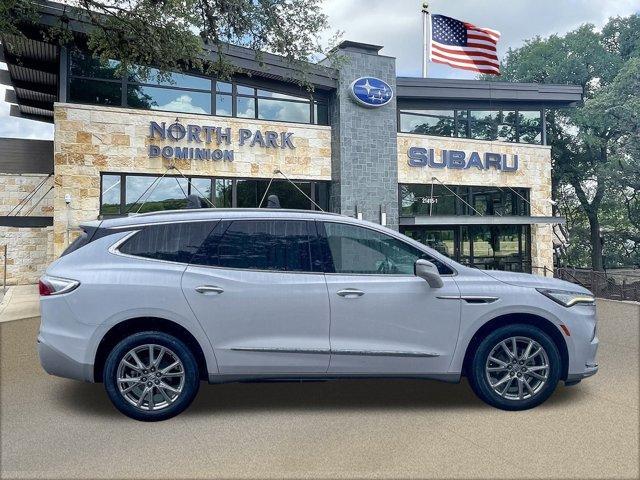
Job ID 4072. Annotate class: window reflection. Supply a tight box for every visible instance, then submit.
[258,98,310,123]
[214,179,232,207]
[236,97,255,118]
[400,184,529,217]
[70,49,121,79]
[518,111,542,144]
[127,86,211,114]
[70,78,122,106]
[101,175,121,215]
[400,110,455,137]
[125,176,189,213]
[128,66,210,90]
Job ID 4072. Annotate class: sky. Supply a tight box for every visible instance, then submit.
[1,0,639,141]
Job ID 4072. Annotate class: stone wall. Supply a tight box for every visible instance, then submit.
[0,173,54,285]
[325,48,399,229]
[397,134,554,272]
[53,103,332,256]
[0,173,54,216]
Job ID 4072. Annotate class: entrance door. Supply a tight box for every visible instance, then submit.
[182,219,331,375]
[320,221,461,375]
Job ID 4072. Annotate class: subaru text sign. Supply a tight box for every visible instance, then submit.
[408,147,518,171]
[349,77,393,107]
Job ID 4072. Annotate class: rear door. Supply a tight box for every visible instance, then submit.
[181,219,331,375]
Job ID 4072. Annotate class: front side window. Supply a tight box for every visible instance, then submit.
[322,222,452,275]
[119,222,216,263]
[192,220,318,272]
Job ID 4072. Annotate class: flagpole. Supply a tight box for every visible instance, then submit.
[422,2,430,77]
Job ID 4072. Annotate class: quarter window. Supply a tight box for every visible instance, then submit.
[322,222,453,275]
[192,220,318,272]
[119,222,217,263]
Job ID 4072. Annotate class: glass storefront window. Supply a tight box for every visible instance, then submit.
[67,49,328,125]
[215,93,232,116]
[125,176,189,213]
[70,49,121,79]
[400,110,455,137]
[400,108,542,145]
[518,111,542,144]
[127,86,211,114]
[190,178,212,206]
[314,102,329,125]
[214,179,232,207]
[470,110,497,140]
[257,98,310,123]
[236,97,255,118]
[400,184,458,217]
[69,78,122,106]
[100,175,121,215]
[128,67,211,90]
[401,225,531,272]
[101,174,328,214]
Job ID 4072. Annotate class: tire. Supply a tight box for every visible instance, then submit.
[468,324,561,411]
[104,331,200,421]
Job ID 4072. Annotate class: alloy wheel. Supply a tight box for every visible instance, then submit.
[485,336,550,401]
[116,344,185,411]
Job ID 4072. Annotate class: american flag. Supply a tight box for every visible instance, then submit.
[429,14,501,75]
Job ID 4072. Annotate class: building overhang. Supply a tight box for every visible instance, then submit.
[400,215,566,226]
[396,77,583,110]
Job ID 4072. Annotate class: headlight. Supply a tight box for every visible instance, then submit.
[536,288,595,307]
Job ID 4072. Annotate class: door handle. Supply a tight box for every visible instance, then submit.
[195,285,224,295]
[336,288,365,298]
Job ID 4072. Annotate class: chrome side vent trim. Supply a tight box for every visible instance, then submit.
[437,295,499,304]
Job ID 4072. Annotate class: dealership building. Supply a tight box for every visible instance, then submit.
[0,1,582,284]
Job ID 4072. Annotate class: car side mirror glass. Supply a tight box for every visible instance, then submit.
[415,259,444,288]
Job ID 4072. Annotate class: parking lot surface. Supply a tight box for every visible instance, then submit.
[1,299,638,479]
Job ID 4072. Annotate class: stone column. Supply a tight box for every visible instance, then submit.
[322,42,399,230]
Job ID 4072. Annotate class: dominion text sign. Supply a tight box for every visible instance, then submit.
[148,121,295,162]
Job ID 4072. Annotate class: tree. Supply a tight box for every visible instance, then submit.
[486,16,640,270]
[1,0,334,87]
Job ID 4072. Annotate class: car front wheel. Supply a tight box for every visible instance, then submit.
[104,331,200,421]
[468,324,561,411]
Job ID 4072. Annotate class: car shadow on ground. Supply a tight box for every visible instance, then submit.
[56,377,585,418]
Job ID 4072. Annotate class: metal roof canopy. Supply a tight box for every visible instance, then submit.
[396,77,583,108]
[399,215,566,226]
[0,138,54,174]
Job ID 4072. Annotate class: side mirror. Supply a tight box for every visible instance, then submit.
[415,259,444,288]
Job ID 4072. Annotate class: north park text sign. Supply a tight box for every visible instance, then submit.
[408,147,519,171]
[148,120,295,162]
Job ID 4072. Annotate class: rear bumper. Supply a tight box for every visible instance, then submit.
[37,336,93,382]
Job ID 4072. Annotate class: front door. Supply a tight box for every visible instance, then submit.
[182,219,330,375]
[320,221,461,375]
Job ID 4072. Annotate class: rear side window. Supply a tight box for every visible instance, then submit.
[192,220,319,272]
[118,221,217,263]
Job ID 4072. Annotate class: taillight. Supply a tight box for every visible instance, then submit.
[38,275,80,296]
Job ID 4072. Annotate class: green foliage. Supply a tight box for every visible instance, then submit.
[2,0,335,89]
[484,15,640,269]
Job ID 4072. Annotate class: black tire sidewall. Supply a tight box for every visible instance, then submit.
[469,324,561,411]
[104,331,200,421]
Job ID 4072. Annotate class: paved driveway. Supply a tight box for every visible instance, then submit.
[1,300,638,479]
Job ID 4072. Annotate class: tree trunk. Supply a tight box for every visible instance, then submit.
[587,211,604,271]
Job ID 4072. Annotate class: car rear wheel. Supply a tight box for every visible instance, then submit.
[468,324,561,411]
[104,331,200,421]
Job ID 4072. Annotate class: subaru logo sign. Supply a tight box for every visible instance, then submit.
[349,77,393,108]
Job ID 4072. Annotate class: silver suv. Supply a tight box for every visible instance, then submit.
[38,209,599,421]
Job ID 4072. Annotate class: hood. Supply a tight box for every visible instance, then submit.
[481,270,592,294]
